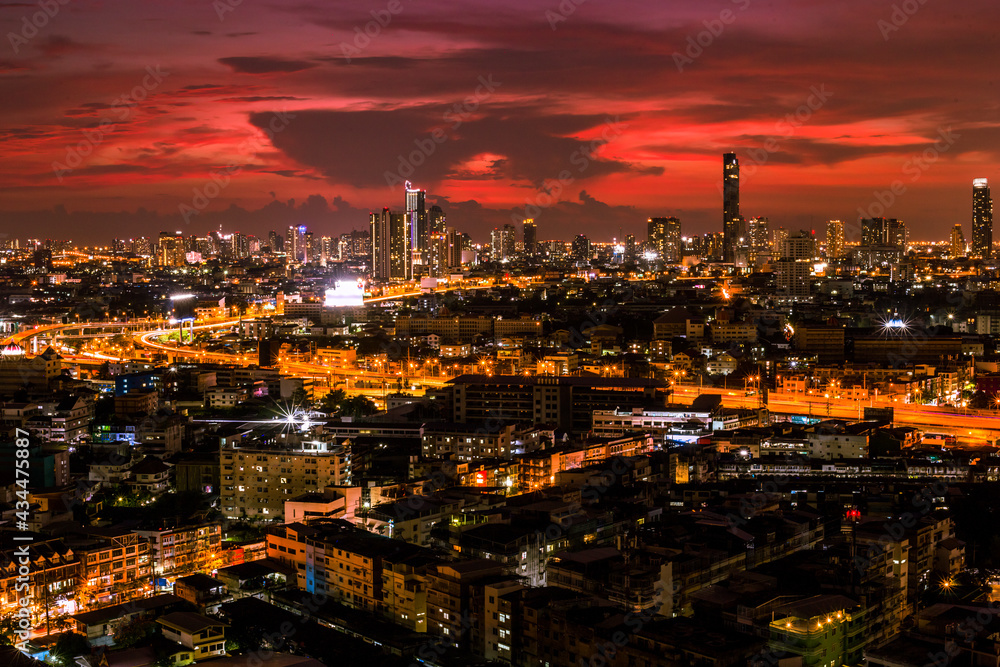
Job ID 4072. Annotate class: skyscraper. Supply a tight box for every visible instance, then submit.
[286,225,307,264]
[158,231,186,267]
[772,227,788,258]
[747,217,770,266]
[951,224,966,258]
[624,234,637,263]
[370,208,410,280]
[826,220,845,260]
[722,152,741,262]
[268,230,283,253]
[428,205,446,235]
[405,182,427,267]
[860,218,905,248]
[973,178,993,259]
[776,230,815,300]
[523,219,537,255]
[647,217,681,263]
[572,234,591,261]
[491,225,516,261]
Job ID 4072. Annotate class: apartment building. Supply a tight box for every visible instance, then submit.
[0,531,78,626]
[71,528,152,606]
[220,432,350,521]
[134,518,223,581]
[421,422,518,461]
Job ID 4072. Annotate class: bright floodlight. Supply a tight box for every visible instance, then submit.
[170,294,195,301]
[643,250,658,261]
[324,280,366,307]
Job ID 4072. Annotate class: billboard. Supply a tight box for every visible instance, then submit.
[324,280,366,308]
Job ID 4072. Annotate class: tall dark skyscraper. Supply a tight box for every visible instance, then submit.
[973,178,993,259]
[371,208,410,280]
[523,219,537,254]
[722,152,741,263]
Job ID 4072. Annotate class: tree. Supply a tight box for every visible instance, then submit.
[342,395,378,418]
[50,633,91,667]
[0,616,17,646]
[290,387,308,408]
[113,617,158,648]
[319,388,347,415]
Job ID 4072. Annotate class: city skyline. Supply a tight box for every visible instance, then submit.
[0,0,998,243]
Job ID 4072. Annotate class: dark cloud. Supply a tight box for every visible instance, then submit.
[218,56,318,74]
[249,107,660,191]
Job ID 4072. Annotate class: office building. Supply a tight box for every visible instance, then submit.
[523,218,537,254]
[860,218,906,248]
[406,182,427,267]
[722,152,742,262]
[973,178,993,259]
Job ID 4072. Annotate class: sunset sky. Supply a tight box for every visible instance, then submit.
[1,0,997,244]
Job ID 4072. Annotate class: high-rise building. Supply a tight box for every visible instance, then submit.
[286,225,307,264]
[572,234,591,261]
[647,217,681,262]
[722,153,741,262]
[776,230,815,300]
[772,227,789,257]
[747,217,770,266]
[158,231,186,267]
[826,220,845,260]
[951,224,966,258]
[405,182,427,267]
[523,219,537,255]
[490,225,516,261]
[427,228,463,277]
[860,218,906,248]
[624,234,637,263]
[268,230,283,253]
[973,178,993,259]
[889,219,907,248]
[428,205,446,235]
[370,208,410,280]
